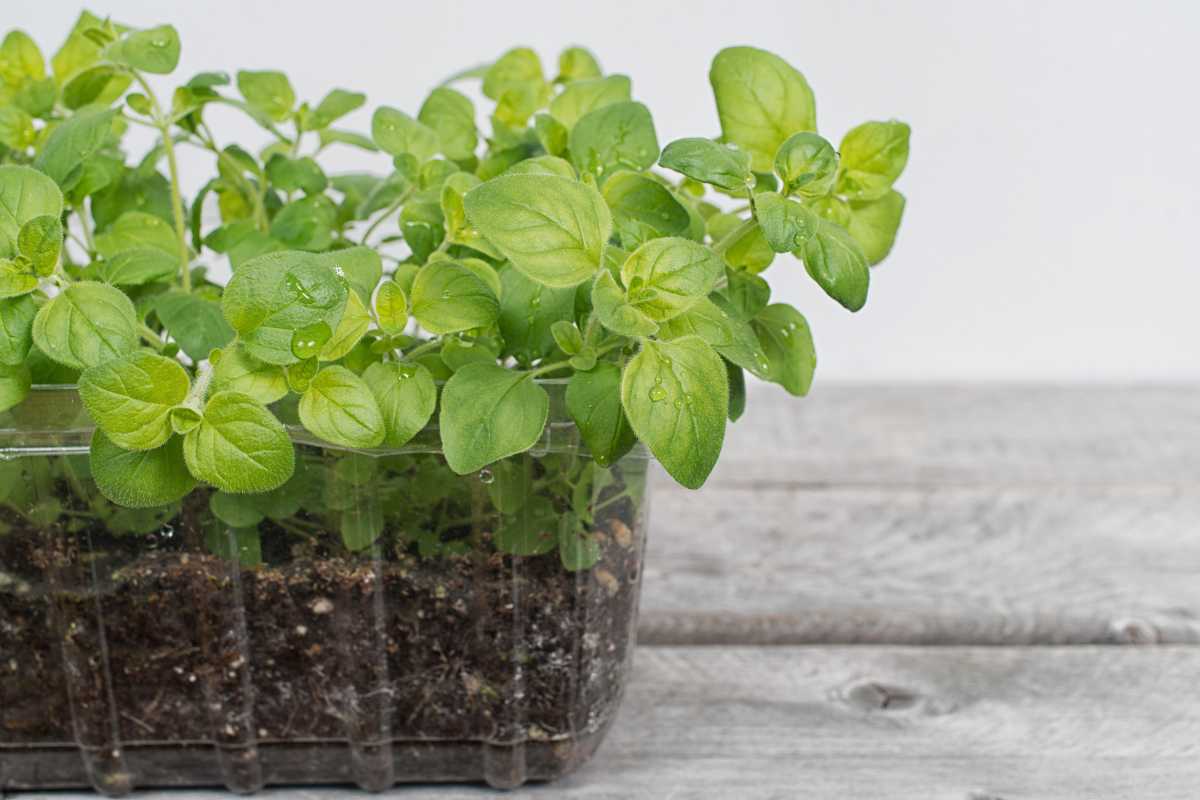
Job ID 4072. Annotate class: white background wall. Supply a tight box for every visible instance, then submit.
[10,1,1200,381]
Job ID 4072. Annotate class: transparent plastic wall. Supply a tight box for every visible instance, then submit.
[0,386,650,795]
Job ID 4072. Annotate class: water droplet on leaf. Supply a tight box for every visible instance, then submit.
[478,468,494,484]
[648,386,668,402]
[290,322,332,360]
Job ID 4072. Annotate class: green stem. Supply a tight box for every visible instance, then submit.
[196,122,269,231]
[139,324,167,352]
[402,338,442,360]
[132,72,191,293]
[526,340,625,380]
[361,192,412,245]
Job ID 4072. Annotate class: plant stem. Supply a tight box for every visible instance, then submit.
[139,324,167,352]
[361,192,412,245]
[132,72,191,293]
[402,338,442,360]
[196,122,268,231]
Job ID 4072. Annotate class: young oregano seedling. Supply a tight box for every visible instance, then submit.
[0,15,909,562]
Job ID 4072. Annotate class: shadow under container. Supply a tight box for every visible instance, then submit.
[0,384,651,795]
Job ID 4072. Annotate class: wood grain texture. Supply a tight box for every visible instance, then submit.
[35,646,1200,800]
[708,384,1200,487]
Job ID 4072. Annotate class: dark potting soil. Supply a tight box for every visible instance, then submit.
[0,487,644,789]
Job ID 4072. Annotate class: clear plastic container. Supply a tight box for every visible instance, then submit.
[0,385,650,795]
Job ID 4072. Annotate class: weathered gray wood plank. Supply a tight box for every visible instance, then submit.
[709,384,1200,487]
[638,481,1200,645]
[35,646,1200,799]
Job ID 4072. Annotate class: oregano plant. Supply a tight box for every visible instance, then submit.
[0,13,910,519]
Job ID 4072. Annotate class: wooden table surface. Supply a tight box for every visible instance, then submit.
[19,384,1200,799]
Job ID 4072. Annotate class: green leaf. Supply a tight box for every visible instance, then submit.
[94,211,177,259]
[374,279,408,334]
[566,362,636,467]
[718,267,771,321]
[556,47,602,82]
[183,391,295,493]
[237,70,295,122]
[592,269,657,337]
[17,215,61,276]
[774,132,837,198]
[709,46,816,172]
[32,107,115,189]
[104,25,180,74]
[0,294,37,366]
[309,88,365,129]
[751,303,816,396]
[464,173,611,288]
[221,250,348,365]
[837,120,910,201]
[0,29,45,87]
[497,265,576,365]
[801,220,870,311]
[418,87,477,162]
[32,281,138,369]
[91,430,197,508]
[549,74,631,129]
[602,171,692,249]
[533,113,568,157]
[620,237,723,322]
[265,154,328,195]
[154,290,235,362]
[0,361,31,414]
[210,491,265,528]
[270,195,337,251]
[707,212,774,273]
[568,101,659,180]
[550,320,583,355]
[98,248,176,286]
[340,502,383,552]
[319,128,379,153]
[362,360,437,448]
[372,106,439,161]
[495,497,559,556]
[410,260,499,335]
[61,65,121,109]
[320,289,369,361]
[316,246,381,305]
[847,190,905,265]
[299,365,386,448]
[659,137,753,192]
[559,519,601,571]
[726,360,746,422]
[440,364,549,474]
[657,296,769,379]
[755,191,818,253]
[204,525,263,567]
[441,172,500,257]
[483,47,549,126]
[78,350,190,451]
[621,336,727,489]
[0,260,36,298]
[0,107,36,151]
[211,344,288,403]
[0,165,64,258]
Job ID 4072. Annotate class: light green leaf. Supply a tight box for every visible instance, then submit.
[709,46,816,172]
[17,215,62,276]
[320,289,370,361]
[483,47,548,125]
[237,70,295,121]
[340,502,383,552]
[801,220,870,311]
[718,267,771,321]
[568,101,659,180]
[94,211,177,259]
[751,303,816,396]
[0,361,31,413]
[566,362,636,467]
[374,279,408,334]
[495,497,559,556]
[210,491,265,528]
[550,320,583,354]
[497,265,576,365]
[659,137,753,192]
[98,248,176,286]
[439,363,549,474]
[0,294,37,366]
[1,29,45,86]
[559,519,601,571]
[411,260,499,335]
[838,120,910,201]
[592,269,657,337]
[211,344,288,403]
[309,88,365,129]
[774,132,837,198]
[418,87,477,162]
[707,212,774,273]
[299,365,385,448]
[0,165,63,258]
[556,47,602,82]
[602,171,692,249]
[315,246,380,305]
[620,336,727,489]
[32,107,115,189]
[32,281,138,369]
[183,391,295,493]
[847,190,906,265]
[0,260,36,299]
[270,195,337,251]
[91,430,197,508]
[0,107,35,151]
[657,296,769,379]
[620,237,723,322]
[504,154,574,179]
[104,25,180,74]
[754,191,817,253]
[154,290,235,362]
[79,350,190,451]
[464,173,611,288]
[362,360,437,447]
[221,250,348,365]
[265,154,328,195]
[372,106,439,161]
[63,65,123,109]
[549,74,631,129]
[533,113,568,157]
[441,171,500,257]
